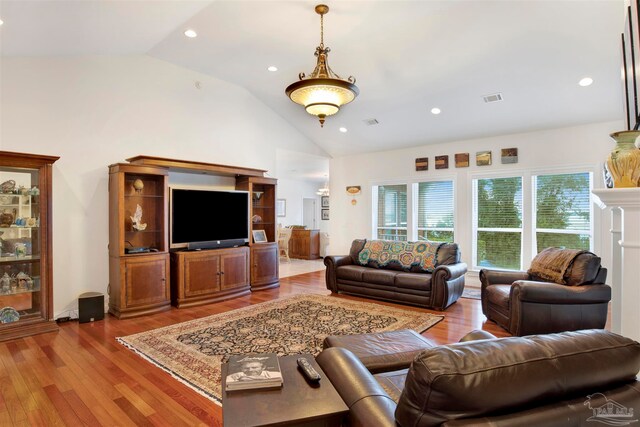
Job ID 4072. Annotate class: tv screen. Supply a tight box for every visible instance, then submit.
[171,188,249,248]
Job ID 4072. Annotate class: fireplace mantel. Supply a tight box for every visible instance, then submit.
[592,188,640,342]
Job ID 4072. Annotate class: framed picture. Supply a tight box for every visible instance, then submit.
[321,209,330,220]
[252,229,268,243]
[321,196,330,208]
[276,199,286,217]
[435,155,449,169]
[455,153,469,168]
[415,157,428,171]
[501,148,518,164]
[476,151,492,166]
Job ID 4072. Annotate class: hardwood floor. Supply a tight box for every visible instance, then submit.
[0,271,509,426]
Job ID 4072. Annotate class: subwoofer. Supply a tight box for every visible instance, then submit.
[78,292,105,323]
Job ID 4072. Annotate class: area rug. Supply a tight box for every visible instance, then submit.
[117,294,443,405]
[461,287,481,300]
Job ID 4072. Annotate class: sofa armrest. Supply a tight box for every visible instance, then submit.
[511,281,612,304]
[316,347,397,427]
[324,255,354,292]
[479,269,530,288]
[430,262,468,311]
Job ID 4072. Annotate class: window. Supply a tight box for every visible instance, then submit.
[534,172,592,252]
[417,181,454,242]
[375,184,407,241]
[473,176,523,270]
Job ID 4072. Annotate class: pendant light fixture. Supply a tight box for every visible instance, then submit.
[285,4,359,127]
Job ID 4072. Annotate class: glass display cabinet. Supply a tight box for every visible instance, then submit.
[0,151,59,341]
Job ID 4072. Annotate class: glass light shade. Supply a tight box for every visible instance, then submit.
[286,78,358,123]
[306,103,339,116]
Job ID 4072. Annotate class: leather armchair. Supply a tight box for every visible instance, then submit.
[480,252,611,336]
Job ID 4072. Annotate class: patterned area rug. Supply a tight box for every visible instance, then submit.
[117,294,443,405]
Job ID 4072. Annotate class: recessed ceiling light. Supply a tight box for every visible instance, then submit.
[579,77,593,87]
[0,18,3,26]
[431,107,441,115]
[339,127,348,133]
[267,66,278,72]
[184,29,197,38]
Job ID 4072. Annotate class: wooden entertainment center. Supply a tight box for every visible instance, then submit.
[108,156,279,318]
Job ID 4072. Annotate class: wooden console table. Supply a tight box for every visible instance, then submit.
[289,229,321,260]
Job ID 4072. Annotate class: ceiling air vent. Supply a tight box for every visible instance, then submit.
[363,118,379,126]
[483,93,503,103]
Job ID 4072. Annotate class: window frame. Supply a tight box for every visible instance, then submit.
[471,172,525,271]
[371,175,457,242]
[531,170,594,255]
[414,178,456,243]
[470,165,598,272]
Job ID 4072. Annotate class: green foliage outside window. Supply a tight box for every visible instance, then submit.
[476,177,523,269]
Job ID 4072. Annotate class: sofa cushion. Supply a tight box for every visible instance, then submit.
[336,265,367,282]
[485,285,511,315]
[362,269,397,286]
[395,329,640,427]
[565,252,602,286]
[349,239,367,264]
[432,242,460,266]
[322,329,436,374]
[357,240,444,273]
[375,369,409,403]
[395,273,432,291]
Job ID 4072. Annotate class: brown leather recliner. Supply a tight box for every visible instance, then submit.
[316,329,640,427]
[480,251,611,336]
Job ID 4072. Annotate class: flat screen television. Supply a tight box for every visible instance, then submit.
[170,188,250,250]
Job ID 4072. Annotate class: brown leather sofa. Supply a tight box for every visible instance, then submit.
[324,239,467,310]
[316,329,640,427]
[480,252,610,336]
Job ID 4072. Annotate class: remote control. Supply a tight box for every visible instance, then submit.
[297,357,321,382]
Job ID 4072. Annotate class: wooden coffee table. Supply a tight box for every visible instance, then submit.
[222,354,348,426]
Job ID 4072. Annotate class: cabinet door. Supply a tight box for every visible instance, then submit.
[251,244,279,287]
[220,250,249,290]
[124,255,169,308]
[184,252,221,296]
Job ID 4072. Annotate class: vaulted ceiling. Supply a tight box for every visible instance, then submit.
[0,0,625,162]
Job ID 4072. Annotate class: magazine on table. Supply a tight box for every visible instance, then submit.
[225,353,283,391]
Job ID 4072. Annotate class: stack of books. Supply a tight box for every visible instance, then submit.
[225,353,283,391]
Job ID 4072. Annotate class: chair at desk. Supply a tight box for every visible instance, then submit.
[278,227,292,263]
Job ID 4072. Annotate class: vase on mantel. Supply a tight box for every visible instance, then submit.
[607,131,640,188]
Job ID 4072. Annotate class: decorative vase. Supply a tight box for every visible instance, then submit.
[607,131,640,188]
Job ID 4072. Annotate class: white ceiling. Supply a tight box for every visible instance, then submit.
[0,0,626,171]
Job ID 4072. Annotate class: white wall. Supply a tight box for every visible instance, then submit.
[275,178,330,233]
[329,120,624,272]
[0,55,328,317]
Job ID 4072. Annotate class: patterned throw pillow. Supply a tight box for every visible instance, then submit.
[357,240,444,273]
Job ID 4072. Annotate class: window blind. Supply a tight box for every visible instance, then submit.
[376,184,407,241]
[417,181,454,242]
[474,176,523,270]
[534,172,591,252]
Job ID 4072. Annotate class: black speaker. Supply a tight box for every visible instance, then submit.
[78,292,104,323]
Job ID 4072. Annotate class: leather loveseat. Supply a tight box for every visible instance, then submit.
[324,239,466,310]
[317,329,640,427]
